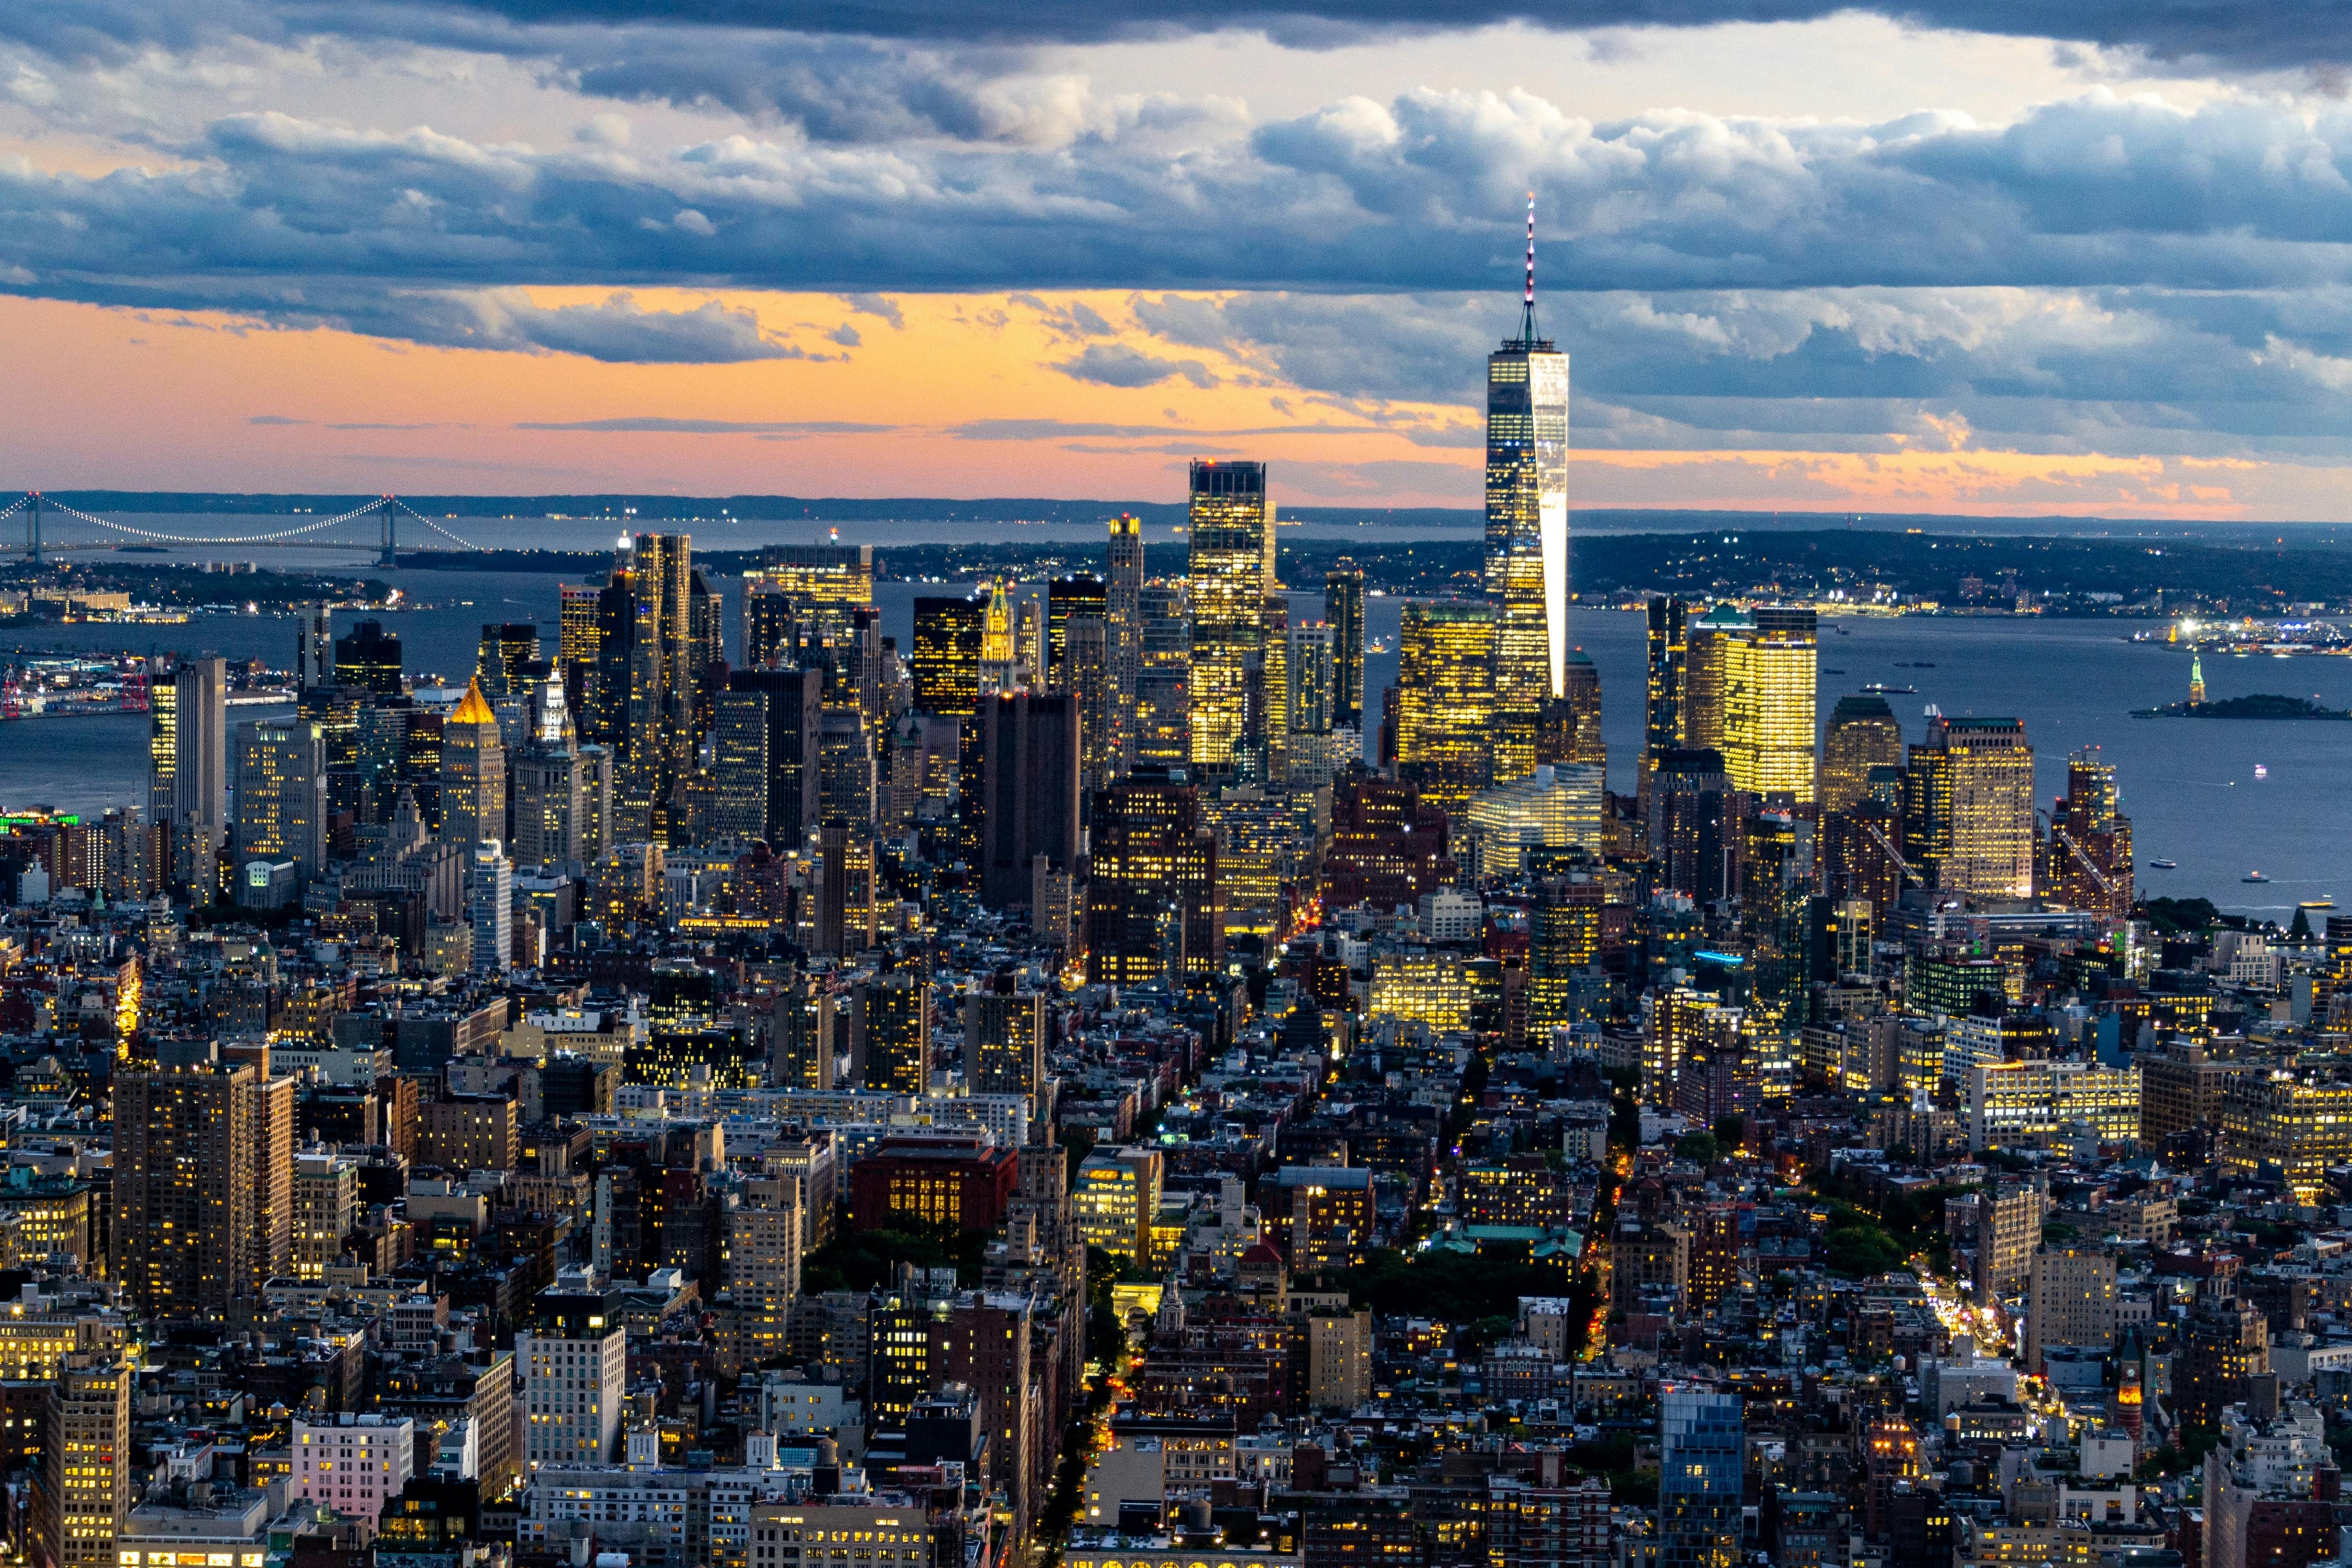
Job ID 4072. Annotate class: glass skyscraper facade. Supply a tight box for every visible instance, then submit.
[1185,460,1275,783]
[1660,1384,1743,1568]
[1485,198,1570,781]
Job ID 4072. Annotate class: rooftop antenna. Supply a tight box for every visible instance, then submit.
[1519,190,1539,346]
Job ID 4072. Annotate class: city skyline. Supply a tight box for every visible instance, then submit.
[0,9,2348,517]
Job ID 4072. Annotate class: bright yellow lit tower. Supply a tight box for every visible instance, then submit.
[1721,606,1819,803]
[1485,194,1571,783]
[1396,601,1497,815]
[1186,460,1276,783]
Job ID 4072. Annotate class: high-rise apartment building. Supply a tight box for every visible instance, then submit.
[439,679,507,850]
[1325,560,1365,728]
[1396,602,1496,814]
[1721,606,1817,803]
[863,973,932,1097]
[1485,199,1571,785]
[40,1355,130,1568]
[2024,1245,2117,1373]
[292,1150,358,1283]
[966,976,1045,1099]
[1903,716,2036,902]
[1186,460,1276,783]
[1085,768,1219,989]
[517,1287,628,1470]
[1289,619,1336,785]
[115,1051,294,1324]
[171,656,228,894]
[1649,749,1738,905]
[1659,1385,1743,1568]
[234,718,327,882]
[912,594,984,718]
[1820,693,1904,816]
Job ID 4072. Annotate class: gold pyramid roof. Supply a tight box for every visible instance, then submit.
[450,676,496,726]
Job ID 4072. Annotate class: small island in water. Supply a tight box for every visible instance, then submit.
[2135,693,2352,720]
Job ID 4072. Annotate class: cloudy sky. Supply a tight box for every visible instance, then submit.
[1,0,2348,517]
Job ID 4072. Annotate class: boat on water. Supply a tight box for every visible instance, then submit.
[2150,859,2178,870]
[1862,683,1917,695]
[2301,898,2336,911]
[2244,871,2271,884]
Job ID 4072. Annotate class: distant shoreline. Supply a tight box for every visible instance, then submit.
[2133,693,2352,720]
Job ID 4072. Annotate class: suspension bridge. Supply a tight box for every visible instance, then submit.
[0,494,484,567]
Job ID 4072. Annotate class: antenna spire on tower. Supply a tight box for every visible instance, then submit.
[1519,190,1539,345]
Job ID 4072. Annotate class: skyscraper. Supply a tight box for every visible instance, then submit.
[751,542,876,649]
[1047,574,1106,686]
[1085,768,1219,989]
[558,581,602,721]
[512,668,597,869]
[711,688,772,844]
[146,655,177,827]
[1186,460,1275,782]
[1324,559,1364,728]
[1820,693,1905,816]
[619,532,695,842]
[1679,602,1750,753]
[1288,618,1336,785]
[234,718,327,881]
[1062,616,1115,800]
[172,656,228,896]
[1644,595,1688,762]
[976,691,1082,909]
[332,619,403,696]
[727,666,825,846]
[440,678,507,849]
[295,602,334,689]
[475,622,542,699]
[1659,1385,1743,1568]
[740,578,798,671]
[1396,602,1496,815]
[1721,606,1817,803]
[1107,514,1145,759]
[1903,716,2037,902]
[912,594,985,718]
[1485,196,1571,780]
[469,843,513,974]
[2046,748,2133,919]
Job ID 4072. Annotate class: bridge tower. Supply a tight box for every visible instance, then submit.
[25,493,38,568]
[378,496,398,568]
